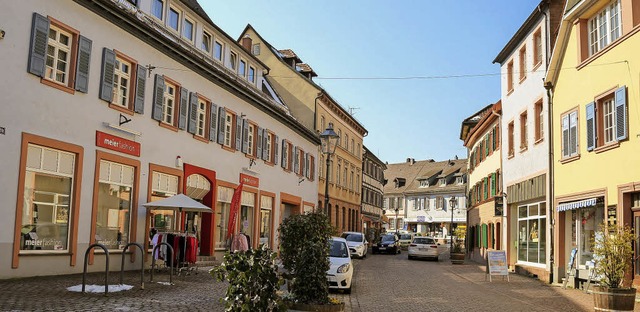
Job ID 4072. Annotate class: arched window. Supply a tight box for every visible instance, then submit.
[345,134,349,150]
[320,115,325,132]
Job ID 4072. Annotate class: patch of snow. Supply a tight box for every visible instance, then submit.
[66,284,134,293]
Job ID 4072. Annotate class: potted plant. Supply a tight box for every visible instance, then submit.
[211,245,286,312]
[450,227,466,264]
[591,222,636,312]
[278,212,344,312]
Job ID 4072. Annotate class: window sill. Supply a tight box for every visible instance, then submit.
[19,250,70,256]
[519,76,527,84]
[532,61,542,72]
[534,137,544,145]
[507,153,515,160]
[507,88,514,96]
[594,141,620,154]
[41,78,75,95]
[559,154,580,164]
[221,145,236,153]
[158,122,179,132]
[193,135,209,143]
[519,146,528,153]
[108,103,134,115]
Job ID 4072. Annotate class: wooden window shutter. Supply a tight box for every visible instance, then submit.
[74,36,92,93]
[152,74,165,121]
[274,135,279,166]
[293,147,299,173]
[495,125,500,147]
[310,155,315,181]
[134,65,147,114]
[99,48,116,102]
[209,103,218,142]
[235,115,242,151]
[241,119,249,154]
[257,127,263,158]
[615,86,627,141]
[187,92,198,134]
[217,107,226,145]
[585,102,595,151]
[28,13,50,77]
[492,127,496,151]
[178,87,189,130]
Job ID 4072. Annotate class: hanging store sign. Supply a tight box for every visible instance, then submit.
[96,131,140,157]
[239,173,259,188]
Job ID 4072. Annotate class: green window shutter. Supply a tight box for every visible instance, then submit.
[491,173,496,197]
[482,224,488,248]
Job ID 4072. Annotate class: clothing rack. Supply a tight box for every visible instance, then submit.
[151,231,198,276]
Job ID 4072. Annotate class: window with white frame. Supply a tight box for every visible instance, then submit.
[337,161,341,186]
[214,41,223,62]
[265,132,273,163]
[168,7,180,32]
[439,178,446,186]
[517,202,546,264]
[419,180,428,188]
[202,31,212,53]
[183,17,194,42]
[96,160,134,250]
[152,0,164,20]
[248,66,255,83]
[224,112,233,148]
[247,123,255,156]
[112,56,132,108]
[561,110,578,158]
[436,196,444,210]
[46,25,72,85]
[162,81,176,125]
[588,0,621,56]
[196,98,207,138]
[239,59,246,77]
[229,51,237,70]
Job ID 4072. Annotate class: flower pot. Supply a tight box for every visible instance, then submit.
[288,302,345,312]
[450,252,465,264]
[592,286,636,312]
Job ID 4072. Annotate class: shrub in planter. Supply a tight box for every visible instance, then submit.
[592,223,636,311]
[278,212,334,306]
[210,245,286,312]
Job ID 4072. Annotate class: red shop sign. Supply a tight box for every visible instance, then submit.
[240,173,259,188]
[96,131,141,157]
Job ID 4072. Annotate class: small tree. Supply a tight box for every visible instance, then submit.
[452,227,466,254]
[278,212,333,305]
[593,223,635,289]
[211,245,286,312]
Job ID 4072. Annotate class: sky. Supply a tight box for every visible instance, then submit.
[200,0,541,164]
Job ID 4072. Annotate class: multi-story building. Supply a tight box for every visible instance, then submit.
[460,102,503,264]
[0,0,319,278]
[383,158,467,238]
[361,146,386,240]
[546,0,640,286]
[493,0,565,283]
[240,25,368,233]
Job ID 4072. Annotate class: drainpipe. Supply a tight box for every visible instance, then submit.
[545,81,555,284]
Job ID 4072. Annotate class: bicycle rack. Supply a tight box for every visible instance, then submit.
[150,242,174,284]
[120,242,145,290]
[82,243,109,295]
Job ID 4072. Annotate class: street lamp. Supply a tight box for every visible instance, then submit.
[320,122,339,215]
[449,196,457,251]
[395,207,399,235]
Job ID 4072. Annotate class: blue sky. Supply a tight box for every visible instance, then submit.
[201,1,541,164]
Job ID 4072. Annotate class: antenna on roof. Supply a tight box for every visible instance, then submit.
[348,106,360,116]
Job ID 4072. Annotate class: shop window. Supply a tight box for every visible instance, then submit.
[95,159,136,250]
[570,205,604,267]
[517,202,546,264]
[215,186,232,249]
[149,172,179,235]
[259,195,274,248]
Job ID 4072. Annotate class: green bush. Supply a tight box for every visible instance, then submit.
[278,212,333,305]
[210,245,286,312]
[593,223,635,289]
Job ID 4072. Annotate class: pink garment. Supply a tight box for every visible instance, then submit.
[231,234,248,252]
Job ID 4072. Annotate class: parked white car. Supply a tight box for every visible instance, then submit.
[327,237,353,293]
[407,236,447,261]
[340,231,368,258]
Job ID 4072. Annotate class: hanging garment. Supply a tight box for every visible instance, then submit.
[231,234,248,252]
[185,236,197,263]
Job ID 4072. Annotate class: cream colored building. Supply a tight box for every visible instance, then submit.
[241,25,368,233]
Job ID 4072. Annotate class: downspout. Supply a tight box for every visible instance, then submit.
[490,109,504,255]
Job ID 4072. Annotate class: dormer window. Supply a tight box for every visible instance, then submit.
[394,178,406,188]
[419,179,429,188]
[456,176,464,185]
[439,178,447,186]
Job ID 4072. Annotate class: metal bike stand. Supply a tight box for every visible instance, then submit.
[150,242,174,285]
[120,242,145,290]
[82,243,109,295]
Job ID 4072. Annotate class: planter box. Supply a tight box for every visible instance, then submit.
[288,302,345,312]
[451,252,465,265]
[592,286,636,312]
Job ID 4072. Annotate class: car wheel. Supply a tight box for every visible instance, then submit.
[408,255,413,260]
[344,287,351,294]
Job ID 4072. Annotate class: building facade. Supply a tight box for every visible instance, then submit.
[240,25,368,233]
[383,158,467,239]
[361,146,386,240]
[0,0,319,279]
[546,0,640,286]
[460,102,504,264]
[493,0,565,282]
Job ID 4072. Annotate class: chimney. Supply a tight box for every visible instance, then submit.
[241,34,252,52]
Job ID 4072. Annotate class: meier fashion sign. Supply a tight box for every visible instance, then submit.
[240,173,259,188]
[96,131,140,157]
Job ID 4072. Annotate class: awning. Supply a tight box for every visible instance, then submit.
[556,198,598,212]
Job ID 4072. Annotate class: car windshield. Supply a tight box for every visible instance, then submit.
[380,235,395,242]
[413,238,435,244]
[330,240,349,258]
[400,234,412,240]
[341,233,362,242]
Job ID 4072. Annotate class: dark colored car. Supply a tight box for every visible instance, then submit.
[372,233,400,254]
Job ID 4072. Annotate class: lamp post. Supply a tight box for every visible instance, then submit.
[449,196,457,251]
[395,207,399,235]
[320,122,339,215]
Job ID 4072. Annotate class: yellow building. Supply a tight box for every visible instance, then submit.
[546,0,640,286]
[240,25,368,233]
[460,102,504,264]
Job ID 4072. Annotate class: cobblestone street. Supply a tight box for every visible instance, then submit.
[1,250,631,311]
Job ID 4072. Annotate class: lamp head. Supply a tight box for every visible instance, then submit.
[320,122,340,155]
